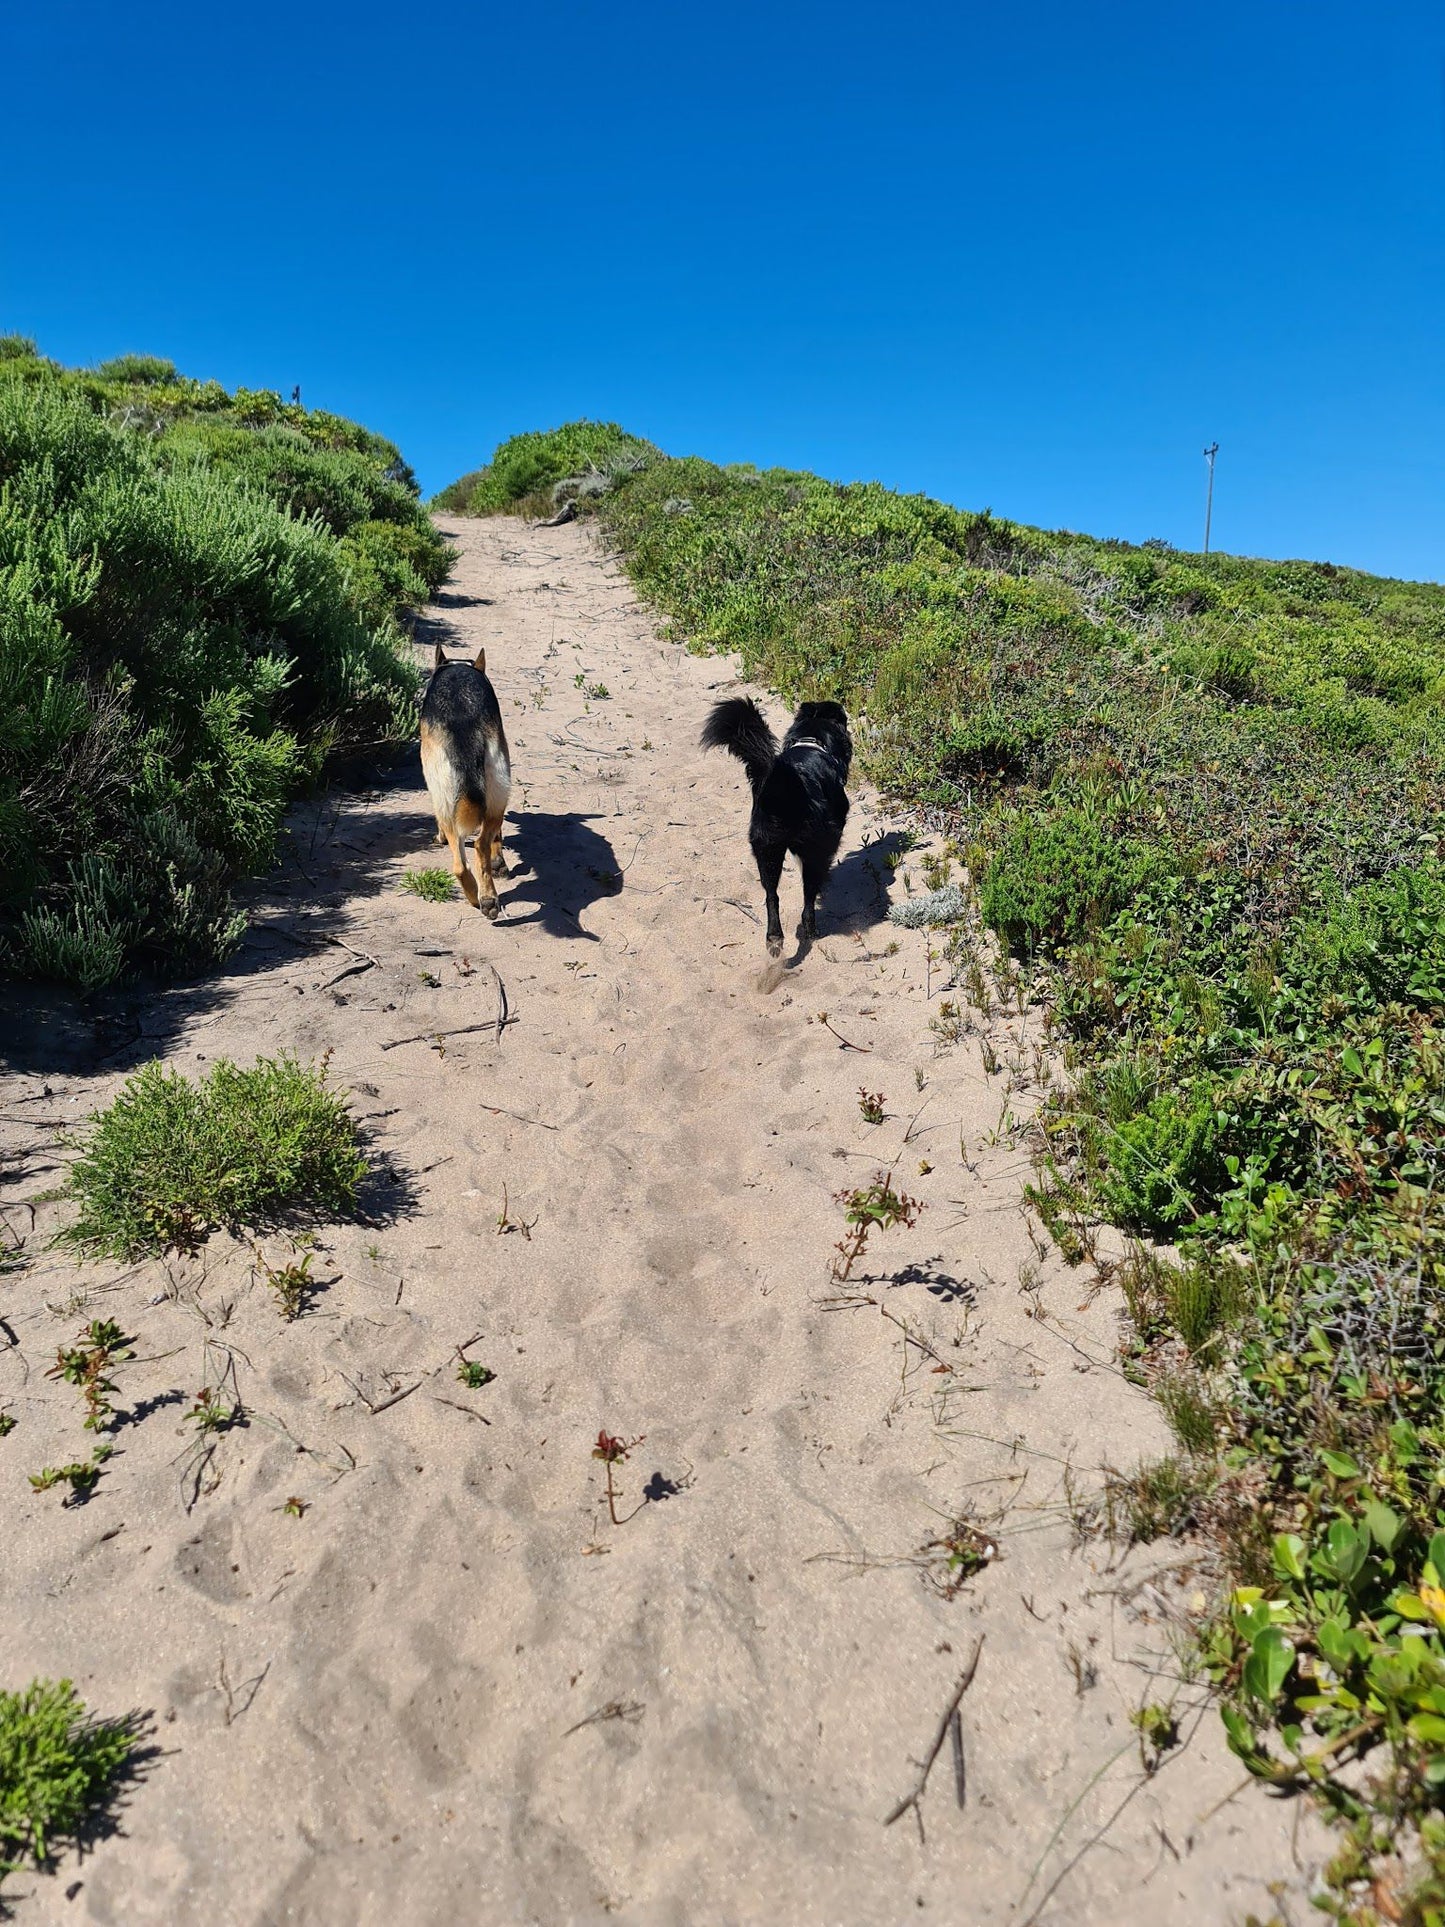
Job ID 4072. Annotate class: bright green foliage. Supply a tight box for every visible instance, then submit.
[401,867,454,902]
[0,1679,138,1878]
[444,424,1445,1872]
[61,1052,367,1258]
[432,421,653,514]
[0,343,448,987]
[978,806,1166,957]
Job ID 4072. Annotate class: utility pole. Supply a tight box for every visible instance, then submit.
[1202,441,1219,554]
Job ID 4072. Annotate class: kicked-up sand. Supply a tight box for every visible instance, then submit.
[0,517,1322,1923]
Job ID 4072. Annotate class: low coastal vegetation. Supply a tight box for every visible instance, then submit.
[0,1679,142,1903]
[442,427,1445,1909]
[61,1052,367,1260]
[0,337,447,990]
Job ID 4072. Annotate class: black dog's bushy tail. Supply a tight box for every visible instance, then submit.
[701,697,777,792]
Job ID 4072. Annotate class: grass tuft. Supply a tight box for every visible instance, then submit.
[61,1053,366,1259]
[401,868,454,903]
[0,1680,140,1880]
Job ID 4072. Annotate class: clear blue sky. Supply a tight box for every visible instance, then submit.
[7,1,1442,578]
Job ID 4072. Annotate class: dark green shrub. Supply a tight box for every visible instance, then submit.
[62,1052,368,1258]
[94,354,176,385]
[0,350,430,987]
[979,807,1165,958]
[433,421,652,513]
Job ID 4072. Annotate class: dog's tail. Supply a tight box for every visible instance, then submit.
[701,697,777,792]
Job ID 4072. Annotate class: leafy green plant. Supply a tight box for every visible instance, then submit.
[61,1052,366,1258]
[0,1679,140,1883]
[254,1247,317,1321]
[857,1088,887,1125]
[47,1320,134,1431]
[28,1445,112,1504]
[402,868,454,903]
[456,1360,495,1390]
[433,421,652,515]
[831,1173,923,1281]
[1130,1701,1181,1770]
[184,1387,243,1435]
[979,806,1166,959]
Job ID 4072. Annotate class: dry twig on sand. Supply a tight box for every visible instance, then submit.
[381,1015,518,1052]
[883,1634,985,1837]
[564,1699,644,1738]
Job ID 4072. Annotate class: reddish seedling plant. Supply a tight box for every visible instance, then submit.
[831,1173,923,1282]
[857,1089,887,1125]
[592,1429,646,1526]
[48,1320,134,1432]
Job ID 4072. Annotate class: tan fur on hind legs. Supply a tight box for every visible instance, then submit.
[442,823,481,909]
[455,794,500,917]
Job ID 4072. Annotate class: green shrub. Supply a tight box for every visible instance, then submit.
[0,1679,139,1881]
[433,421,652,513]
[94,354,176,386]
[0,349,435,986]
[401,868,454,902]
[979,807,1165,958]
[61,1053,367,1258]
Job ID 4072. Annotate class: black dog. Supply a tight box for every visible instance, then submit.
[701,697,852,956]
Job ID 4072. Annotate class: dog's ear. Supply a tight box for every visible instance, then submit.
[473,647,487,675]
[433,643,446,670]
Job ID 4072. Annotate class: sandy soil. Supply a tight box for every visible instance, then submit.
[0,518,1322,1924]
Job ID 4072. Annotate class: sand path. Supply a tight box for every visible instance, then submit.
[1,518,1318,1924]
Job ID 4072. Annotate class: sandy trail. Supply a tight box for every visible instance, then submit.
[1,519,1319,1924]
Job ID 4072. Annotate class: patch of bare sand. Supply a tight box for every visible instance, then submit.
[0,518,1322,1924]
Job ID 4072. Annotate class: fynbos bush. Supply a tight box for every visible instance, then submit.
[0,345,447,987]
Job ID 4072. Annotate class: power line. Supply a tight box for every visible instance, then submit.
[1202,442,1219,554]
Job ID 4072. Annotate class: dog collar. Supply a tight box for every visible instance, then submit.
[789,736,829,753]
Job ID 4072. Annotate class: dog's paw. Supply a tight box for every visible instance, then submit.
[766,935,783,959]
[479,897,502,920]
[490,856,510,878]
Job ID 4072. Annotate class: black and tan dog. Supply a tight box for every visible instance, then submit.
[701,696,852,956]
[420,644,512,918]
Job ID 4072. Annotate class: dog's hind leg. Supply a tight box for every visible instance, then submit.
[442,823,481,910]
[483,734,512,878]
[798,847,832,945]
[455,796,499,918]
[752,838,786,957]
[483,801,509,879]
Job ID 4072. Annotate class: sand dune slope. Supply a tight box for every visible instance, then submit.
[1,518,1319,1924]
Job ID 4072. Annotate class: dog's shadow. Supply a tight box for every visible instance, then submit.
[755,828,915,976]
[827,830,914,933]
[501,811,622,940]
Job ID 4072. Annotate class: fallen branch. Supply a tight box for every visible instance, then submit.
[319,958,376,991]
[381,1016,519,1052]
[340,1372,423,1416]
[883,1634,985,1834]
[429,1395,492,1426]
[482,1105,558,1131]
[485,962,509,1045]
